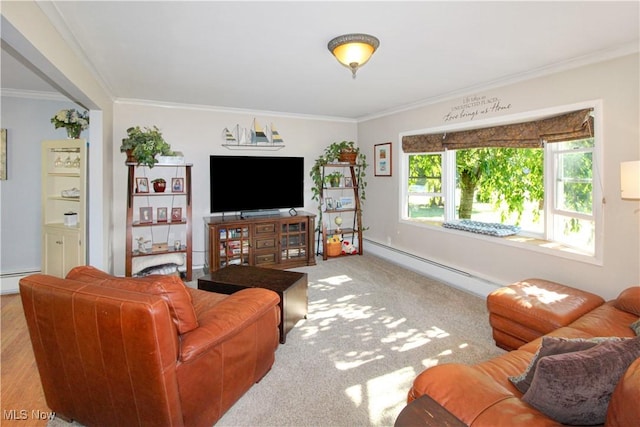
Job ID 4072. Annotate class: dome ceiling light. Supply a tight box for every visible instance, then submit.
[328,33,380,79]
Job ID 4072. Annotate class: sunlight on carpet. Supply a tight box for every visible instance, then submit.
[47,254,505,427]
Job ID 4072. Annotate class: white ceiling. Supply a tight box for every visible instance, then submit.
[2,1,639,120]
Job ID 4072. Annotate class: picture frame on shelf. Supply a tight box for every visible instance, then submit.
[139,207,153,223]
[344,177,353,187]
[374,142,392,177]
[171,177,184,193]
[157,207,168,222]
[171,207,182,222]
[136,177,149,193]
[324,197,334,210]
[339,196,354,209]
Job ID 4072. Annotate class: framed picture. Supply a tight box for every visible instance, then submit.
[136,177,149,193]
[374,142,392,177]
[324,197,334,210]
[339,196,354,209]
[344,177,353,187]
[157,207,168,222]
[139,207,153,223]
[171,207,182,222]
[0,129,7,180]
[171,177,184,193]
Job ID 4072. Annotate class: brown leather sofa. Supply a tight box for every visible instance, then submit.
[20,266,280,427]
[407,285,640,426]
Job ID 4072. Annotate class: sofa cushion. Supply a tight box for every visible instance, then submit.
[613,286,640,316]
[509,336,620,394]
[67,266,198,334]
[522,336,640,425]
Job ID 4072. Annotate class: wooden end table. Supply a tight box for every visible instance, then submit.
[198,265,308,344]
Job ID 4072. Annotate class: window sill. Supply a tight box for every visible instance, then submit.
[400,218,602,266]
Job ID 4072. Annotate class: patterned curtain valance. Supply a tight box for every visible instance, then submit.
[402,109,593,153]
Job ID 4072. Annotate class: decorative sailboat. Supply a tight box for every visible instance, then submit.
[270,123,284,145]
[252,118,269,144]
[222,127,237,145]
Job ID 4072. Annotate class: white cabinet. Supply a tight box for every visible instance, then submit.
[41,139,87,277]
[42,225,83,278]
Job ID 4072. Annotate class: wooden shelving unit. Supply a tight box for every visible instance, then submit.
[41,139,87,277]
[317,163,364,260]
[125,163,193,280]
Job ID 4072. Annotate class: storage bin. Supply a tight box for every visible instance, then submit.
[326,241,342,257]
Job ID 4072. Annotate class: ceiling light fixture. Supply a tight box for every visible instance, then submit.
[328,33,380,79]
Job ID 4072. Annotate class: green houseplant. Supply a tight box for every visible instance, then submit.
[325,171,343,188]
[311,141,367,203]
[120,126,173,168]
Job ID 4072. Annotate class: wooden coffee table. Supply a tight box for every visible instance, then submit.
[198,265,308,344]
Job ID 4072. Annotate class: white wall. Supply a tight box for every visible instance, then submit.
[0,95,79,276]
[112,102,357,275]
[2,0,115,276]
[358,54,640,300]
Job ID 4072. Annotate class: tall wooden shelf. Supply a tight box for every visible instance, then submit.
[317,163,364,260]
[125,163,193,280]
[41,139,87,277]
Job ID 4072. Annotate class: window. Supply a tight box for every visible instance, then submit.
[401,107,600,258]
[548,139,596,253]
[407,153,444,222]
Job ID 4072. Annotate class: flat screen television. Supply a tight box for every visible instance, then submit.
[210,155,304,214]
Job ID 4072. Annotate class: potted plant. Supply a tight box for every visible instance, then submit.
[151,178,166,193]
[51,109,89,139]
[120,125,173,168]
[310,140,367,203]
[325,172,343,188]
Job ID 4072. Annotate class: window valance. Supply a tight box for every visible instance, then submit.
[402,108,593,153]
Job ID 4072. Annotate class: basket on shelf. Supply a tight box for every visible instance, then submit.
[339,150,357,164]
[325,241,342,257]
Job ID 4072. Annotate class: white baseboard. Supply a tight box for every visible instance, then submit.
[1,271,39,294]
[364,239,500,298]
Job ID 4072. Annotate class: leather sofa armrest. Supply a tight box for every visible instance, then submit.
[606,357,640,427]
[179,288,279,363]
[409,364,515,426]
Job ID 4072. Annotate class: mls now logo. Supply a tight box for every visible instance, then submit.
[3,409,55,420]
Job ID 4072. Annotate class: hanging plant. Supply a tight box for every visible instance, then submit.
[310,140,367,204]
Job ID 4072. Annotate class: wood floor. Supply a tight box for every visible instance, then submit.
[1,293,49,426]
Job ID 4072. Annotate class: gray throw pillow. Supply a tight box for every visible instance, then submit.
[522,336,640,425]
[631,318,640,336]
[509,336,618,394]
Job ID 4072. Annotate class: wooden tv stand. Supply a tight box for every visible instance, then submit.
[204,211,316,273]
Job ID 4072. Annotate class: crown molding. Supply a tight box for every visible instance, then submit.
[0,88,70,102]
[357,41,639,123]
[114,98,357,123]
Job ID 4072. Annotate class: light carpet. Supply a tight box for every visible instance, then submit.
[49,253,505,427]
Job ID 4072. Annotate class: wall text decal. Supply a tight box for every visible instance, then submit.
[443,95,512,122]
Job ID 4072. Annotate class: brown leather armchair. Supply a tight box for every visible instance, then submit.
[20,266,280,427]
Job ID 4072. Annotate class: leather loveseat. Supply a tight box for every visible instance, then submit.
[19,266,280,427]
[406,285,640,426]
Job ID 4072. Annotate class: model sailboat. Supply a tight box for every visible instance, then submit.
[252,119,269,144]
[270,123,284,145]
[222,127,237,145]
